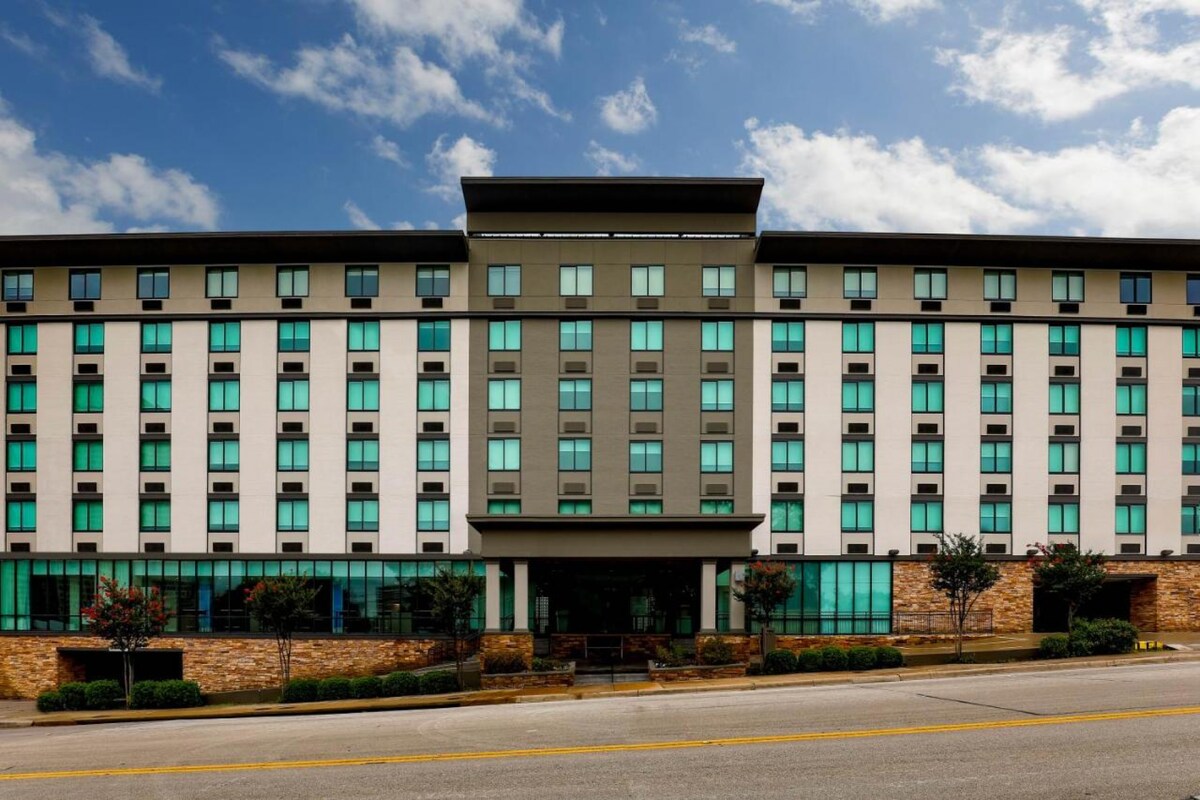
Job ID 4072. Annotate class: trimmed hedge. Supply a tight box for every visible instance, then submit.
[130,680,203,710]
[697,639,736,666]
[59,682,88,712]
[317,677,352,701]
[282,679,320,703]
[876,646,904,669]
[1038,634,1072,659]
[36,691,64,712]
[483,651,529,674]
[381,671,420,697]
[84,680,124,710]
[763,645,905,675]
[130,681,158,710]
[847,646,877,671]
[531,657,567,673]
[797,649,824,672]
[819,646,849,672]
[350,676,382,700]
[1040,618,1140,659]
[419,670,459,695]
[763,649,798,675]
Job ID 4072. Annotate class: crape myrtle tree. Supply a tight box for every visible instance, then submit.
[929,533,1000,662]
[428,566,485,689]
[81,576,169,707]
[245,574,318,690]
[1029,542,1107,633]
[733,560,797,655]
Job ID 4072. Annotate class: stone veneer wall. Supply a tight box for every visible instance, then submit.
[480,667,574,690]
[479,632,534,672]
[649,663,748,682]
[892,561,1036,633]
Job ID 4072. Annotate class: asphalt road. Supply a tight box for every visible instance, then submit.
[3,662,1200,799]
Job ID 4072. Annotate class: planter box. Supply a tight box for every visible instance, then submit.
[648,662,748,682]
[480,662,575,690]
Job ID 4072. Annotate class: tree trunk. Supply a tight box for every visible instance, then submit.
[123,650,134,709]
[454,635,463,690]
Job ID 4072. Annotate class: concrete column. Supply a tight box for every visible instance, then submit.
[700,559,718,632]
[484,560,502,630]
[513,560,529,631]
[729,561,747,631]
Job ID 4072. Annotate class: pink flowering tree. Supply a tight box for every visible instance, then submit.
[81,577,169,706]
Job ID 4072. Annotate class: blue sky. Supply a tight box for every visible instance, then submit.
[0,0,1196,236]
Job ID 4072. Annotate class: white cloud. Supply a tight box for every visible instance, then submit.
[0,99,218,234]
[344,200,380,230]
[679,21,737,54]
[80,16,162,92]
[599,77,657,134]
[848,0,940,22]
[752,0,822,21]
[370,134,409,167]
[426,134,496,201]
[393,220,417,230]
[0,24,45,59]
[452,212,467,230]
[585,141,640,175]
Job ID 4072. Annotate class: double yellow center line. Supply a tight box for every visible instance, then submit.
[4,704,1198,782]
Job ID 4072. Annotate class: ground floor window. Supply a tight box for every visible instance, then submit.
[719,561,891,635]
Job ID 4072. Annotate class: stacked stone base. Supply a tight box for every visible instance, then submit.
[479,632,535,672]
[480,665,575,690]
[649,663,748,682]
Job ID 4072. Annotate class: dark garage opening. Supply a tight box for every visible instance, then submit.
[57,648,184,689]
[1033,575,1150,632]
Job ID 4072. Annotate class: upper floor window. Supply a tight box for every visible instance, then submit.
[348,320,380,352]
[1116,504,1146,535]
[1049,382,1081,414]
[1049,324,1080,356]
[1116,325,1147,357]
[702,265,735,297]
[841,500,873,532]
[140,440,170,472]
[771,379,804,412]
[771,440,804,471]
[417,379,450,411]
[417,320,450,351]
[772,266,806,298]
[346,438,379,471]
[7,324,36,355]
[1116,383,1147,415]
[278,379,310,412]
[912,381,944,413]
[277,266,309,298]
[209,321,241,353]
[138,268,170,299]
[559,379,592,411]
[7,381,36,413]
[487,439,521,471]
[73,441,103,471]
[700,379,734,411]
[488,378,521,411]
[1188,275,1200,305]
[560,265,593,297]
[632,321,664,351]
[701,321,734,351]
[205,267,237,298]
[208,440,239,471]
[912,322,944,354]
[630,379,663,411]
[1048,442,1080,474]
[278,321,310,353]
[911,501,943,533]
[73,322,104,354]
[489,320,521,351]
[629,441,663,473]
[1119,272,1151,304]
[209,379,241,412]
[6,441,36,472]
[208,500,239,532]
[278,439,310,472]
[911,441,943,473]
[771,321,804,353]
[699,441,733,473]
[771,501,803,532]
[345,265,378,298]
[842,380,874,412]
[140,380,171,412]
[981,381,1013,414]
[6,500,35,532]
[842,322,875,353]
[558,439,592,471]
[560,321,593,351]
[981,441,1012,473]
[914,268,947,300]
[415,439,448,471]
[1116,442,1146,475]
[980,502,1012,533]
[69,269,101,300]
[347,379,380,412]
[842,440,874,473]
[983,269,1016,301]
[278,500,310,532]
[981,323,1013,355]
[416,266,450,297]
[417,500,449,531]
[2,270,33,301]
[488,265,521,296]
[631,265,664,297]
[1185,328,1200,358]
[843,266,876,299]
[1052,271,1084,303]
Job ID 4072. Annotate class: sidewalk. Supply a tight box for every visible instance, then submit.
[6,648,1200,729]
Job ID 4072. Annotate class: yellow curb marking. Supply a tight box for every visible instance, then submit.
[3,704,1199,782]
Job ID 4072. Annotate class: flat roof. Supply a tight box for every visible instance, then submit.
[755,231,1200,270]
[0,230,469,268]
[461,177,764,214]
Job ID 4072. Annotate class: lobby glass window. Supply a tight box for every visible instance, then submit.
[73,323,104,354]
[1116,442,1146,475]
[6,501,35,532]
[981,382,1013,413]
[415,266,449,297]
[488,265,521,296]
[980,502,1011,533]
[983,270,1016,301]
[558,501,592,515]
[772,501,803,532]
[140,380,170,412]
[141,322,171,354]
[487,438,521,471]
[72,441,103,472]
[140,500,171,533]
[631,321,664,351]
[1185,386,1200,417]
[700,441,733,473]
[631,265,664,297]
[348,439,380,471]
[276,266,309,297]
[981,324,1013,354]
[3,270,33,301]
[7,381,35,413]
[1049,382,1080,414]
[912,381,944,413]
[841,501,873,532]
[6,440,35,472]
[629,500,662,515]
[278,321,310,353]
[771,440,804,471]
[773,266,806,298]
[1185,443,1200,475]
[277,500,309,532]
[629,441,663,473]
[1116,504,1146,535]
[418,321,450,351]
[278,439,310,472]
[73,500,103,532]
[1116,326,1147,357]
[278,379,310,412]
[911,441,943,473]
[345,266,379,297]
[842,380,874,412]
[140,441,170,472]
[772,321,805,352]
[842,322,874,353]
[209,321,240,353]
[560,321,592,351]
[981,441,1012,473]
[1116,384,1147,415]
[772,380,804,412]
[69,269,101,300]
[559,379,592,411]
[1049,503,1080,534]
[1048,442,1080,474]
[348,379,380,412]
[914,268,947,300]
[700,379,734,411]
[209,379,240,412]
[488,320,520,351]
[912,323,944,354]
[7,323,36,355]
[1184,506,1200,535]
[843,267,876,299]
[488,379,520,411]
[489,500,522,515]
[1052,271,1084,303]
[205,267,237,298]
[138,268,170,299]
[701,321,734,351]
[348,321,380,352]
[73,382,103,413]
[417,379,450,411]
[630,379,663,411]
[208,500,239,532]
[1119,272,1151,304]
[560,265,593,296]
[911,501,943,533]
[1186,328,1200,358]
[417,500,449,531]
[1049,325,1080,356]
[841,440,874,473]
[558,439,592,471]
[702,265,735,297]
[346,500,379,532]
[208,440,240,471]
[701,500,733,515]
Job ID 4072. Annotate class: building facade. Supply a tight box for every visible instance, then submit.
[2,177,1199,695]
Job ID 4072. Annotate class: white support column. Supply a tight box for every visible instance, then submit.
[485,560,502,631]
[513,559,529,631]
[700,559,718,632]
[729,560,747,631]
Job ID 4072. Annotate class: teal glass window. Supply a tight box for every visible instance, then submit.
[140,380,170,412]
[72,441,103,472]
[208,440,240,472]
[209,321,240,353]
[1048,442,1080,474]
[417,379,449,411]
[348,321,380,352]
[981,382,1012,413]
[702,265,736,297]
[629,441,663,473]
[981,441,1012,473]
[276,265,308,298]
[73,500,103,532]
[842,322,874,353]
[6,500,35,532]
[701,379,734,411]
[141,322,171,354]
[558,439,592,471]
[1183,506,1200,535]
[629,500,662,515]
[417,439,450,472]
[487,438,521,471]
[632,265,665,297]
[1116,325,1147,357]
[912,323,943,354]
[488,320,521,351]
[1116,504,1146,534]
[277,439,310,472]
[348,380,380,411]
[345,265,378,297]
[631,321,664,351]
[772,501,803,532]
[772,380,804,412]
[1116,442,1146,475]
[701,321,734,351]
[1185,328,1200,358]
[347,439,380,471]
[209,379,240,412]
[208,500,239,532]
[488,500,522,514]
[558,500,592,515]
[1185,386,1200,417]
[206,267,238,298]
[771,321,804,352]
[418,320,451,351]
[139,441,170,471]
[560,265,593,296]
[7,323,36,355]
[560,321,592,351]
[73,323,103,355]
[488,379,520,411]
[911,441,943,473]
[7,381,35,413]
[843,267,876,299]
[842,380,874,412]
[981,324,1013,354]
[278,321,310,352]
[73,382,103,413]
[700,441,733,473]
[630,379,663,411]
[914,268,947,299]
[771,440,804,471]
[980,502,1011,533]
[983,269,1016,301]
[841,440,874,473]
[277,500,309,532]
[912,381,944,413]
[1049,382,1080,414]
[278,379,310,412]
[6,440,35,472]
[911,501,943,532]
[1049,503,1080,534]
[1116,384,1147,415]
[140,500,171,532]
[1051,271,1084,302]
[487,265,521,296]
[346,500,378,532]
[700,500,734,515]
[558,379,592,411]
[1184,443,1200,475]
[841,501,873,532]
[1049,325,1080,356]
[772,266,806,298]
[417,499,449,531]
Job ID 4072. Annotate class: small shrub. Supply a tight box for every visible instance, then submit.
[281,678,320,703]
[875,646,904,669]
[349,676,382,700]
[130,681,160,709]
[36,691,64,713]
[819,646,849,672]
[155,680,203,708]
[1073,618,1138,655]
[1038,634,1072,660]
[697,639,736,666]
[84,680,124,710]
[654,644,691,668]
[797,649,824,672]
[419,670,459,695]
[483,651,529,674]
[58,682,88,712]
[530,657,565,673]
[317,677,352,701]
[381,671,419,697]
[763,649,798,675]
[847,646,878,671]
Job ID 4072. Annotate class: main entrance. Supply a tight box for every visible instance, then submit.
[530,559,700,635]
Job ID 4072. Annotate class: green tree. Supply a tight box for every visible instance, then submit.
[930,533,1001,661]
[1030,542,1107,632]
[428,567,485,689]
[82,577,169,707]
[733,561,797,655]
[245,575,318,690]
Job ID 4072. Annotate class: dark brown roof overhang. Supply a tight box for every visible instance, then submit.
[461,177,764,215]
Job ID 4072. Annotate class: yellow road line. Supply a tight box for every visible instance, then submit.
[4,704,1199,782]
